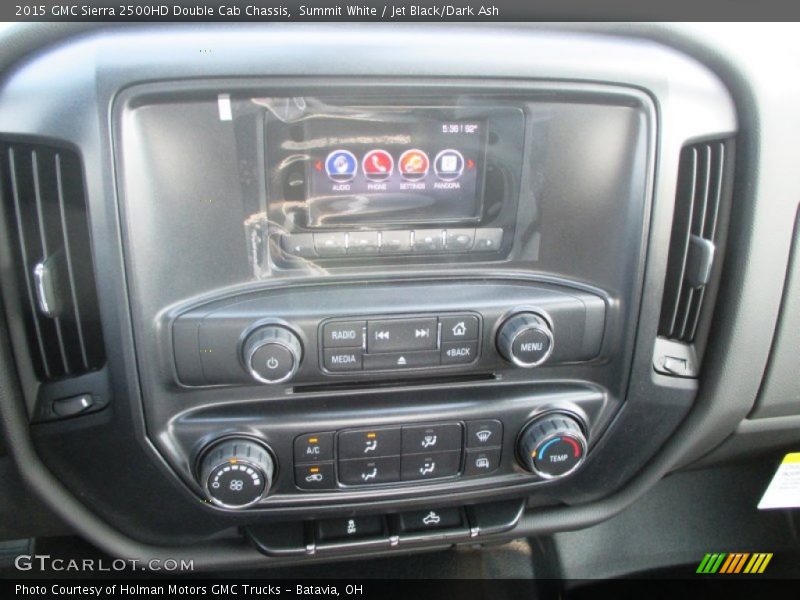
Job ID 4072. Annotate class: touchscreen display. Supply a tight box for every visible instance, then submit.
[301,112,488,227]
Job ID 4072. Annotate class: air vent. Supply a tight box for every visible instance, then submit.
[0,141,105,382]
[659,140,732,344]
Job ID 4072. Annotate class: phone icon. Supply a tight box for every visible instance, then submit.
[362,150,393,182]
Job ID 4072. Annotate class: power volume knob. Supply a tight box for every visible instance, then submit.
[517,413,587,479]
[242,326,303,384]
[198,438,275,509]
[496,312,554,367]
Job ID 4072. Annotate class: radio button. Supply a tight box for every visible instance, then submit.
[367,317,437,353]
[472,228,503,252]
[322,321,364,348]
[347,231,379,255]
[323,348,363,372]
[380,230,412,253]
[339,427,401,460]
[440,315,479,342]
[466,420,503,448]
[440,341,478,365]
[401,451,461,481]
[444,229,476,252]
[402,423,462,455]
[338,456,401,485]
[314,232,347,256]
[412,229,444,252]
[294,432,334,463]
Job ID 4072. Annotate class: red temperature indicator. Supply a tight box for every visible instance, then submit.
[362,149,394,182]
[398,149,430,182]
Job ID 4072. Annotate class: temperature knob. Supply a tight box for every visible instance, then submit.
[517,413,587,479]
[198,438,275,509]
[242,325,303,384]
[496,312,554,367]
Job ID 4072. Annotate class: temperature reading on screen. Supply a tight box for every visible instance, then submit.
[442,122,480,134]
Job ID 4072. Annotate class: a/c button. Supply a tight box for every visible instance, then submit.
[294,432,334,463]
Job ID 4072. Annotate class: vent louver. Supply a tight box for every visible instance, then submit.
[659,140,731,343]
[0,141,104,382]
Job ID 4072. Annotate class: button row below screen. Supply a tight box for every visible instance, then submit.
[281,228,503,258]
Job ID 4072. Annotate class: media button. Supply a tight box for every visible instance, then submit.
[362,149,393,182]
[323,348,363,372]
[325,150,357,183]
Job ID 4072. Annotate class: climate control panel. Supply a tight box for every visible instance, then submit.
[193,410,591,508]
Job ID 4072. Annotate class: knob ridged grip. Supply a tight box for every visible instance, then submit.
[517,413,587,479]
[496,313,554,367]
[242,326,302,384]
[199,439,275,508]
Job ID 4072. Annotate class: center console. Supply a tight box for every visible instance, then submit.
[115,81,650,530]
[0,26,738,565]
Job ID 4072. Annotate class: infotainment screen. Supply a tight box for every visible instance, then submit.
[261,100,518,229]
[302,114,488,227]
[262,98,525,247]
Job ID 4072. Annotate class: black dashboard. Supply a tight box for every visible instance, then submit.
[0,23,798,572]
